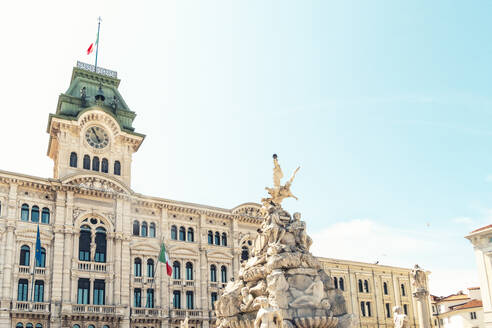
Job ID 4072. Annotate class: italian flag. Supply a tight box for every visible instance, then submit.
[159,242,172,276]
[87,34,99,55]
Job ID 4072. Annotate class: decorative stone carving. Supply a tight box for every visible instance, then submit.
[215,155,354,328]
[411,265,431,328]
[393,306,409,328]
[180,316,189,328]
[411,264,426,290]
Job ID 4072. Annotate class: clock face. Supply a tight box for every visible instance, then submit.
[85,126,109,149]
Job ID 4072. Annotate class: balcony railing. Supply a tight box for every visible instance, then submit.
[35,267,46,275]
[77,261,107,272]
[131,307,161,317]
[170,309,203,318]
[18,266,30,274]
[172,280,182,286]
[185,281,194,287]
[72,304,116,314]
[13,301,50,312]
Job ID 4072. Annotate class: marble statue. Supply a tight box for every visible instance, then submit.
[411,265,431,328]
[180,315,189,328]
[393,306,409,328]
[214,155,353,328]
[254,297,284,328]
[411,264,426,290]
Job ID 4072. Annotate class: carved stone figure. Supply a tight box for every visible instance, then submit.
[180,315,189,328]
[254,297,283,328]
[411,264,426,290]
[290,213,310,252]
[393,306,409,328]
[262,155,300,207]
[240,287,256,312]
[290,276,325,308]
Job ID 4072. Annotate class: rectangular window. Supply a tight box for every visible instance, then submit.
[186,291,194,309]
[470,312,477,320]
[93,279,105,305]
[173,290,181,309]
[17,279,28,301]
[385,303,391,318]
[366,302,372,317]
[77,278,90,304]
[134,288,142,307]
[34,280,44,302]
[211,292,218,310]
[403,304,408,315]
[146,289,154,308]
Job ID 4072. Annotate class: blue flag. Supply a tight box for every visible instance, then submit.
[35,225,42,266]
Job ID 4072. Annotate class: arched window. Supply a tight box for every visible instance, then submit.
[141,222,148,237]
[21,203,29,221]
[31,205,39,223]
[36,248,46,267]
[103,326,109,328]
[16,323,23,328]
[26,324,33,328]
[114,160,121,175]
[134,288,142,307]
[95,227,107,263]
[88,325,95,328]
[215,232,220,245]
[134,258,142,277]
[20,245,30,266]
[210,265,217,282]
[358,279,363,292]
[149,223,156,237]
[187,228,194,242]
[92,156,100,171]
[34,280,44,302]
[146,288,154,308]
[173,290,181,309]
[208,231,213,244]
[171,225,177,240]
[73,325,81,328]
[70,152,78,168]
[36,324,42,328]
[360,301,366,316]
[41,207,50,224]
[83,155,90,170]
[147,259,154,277]
[179,227,185,241]
[101,158,109,173]
[383,282,388,295]
[79,225,91,261]
[339,277,345,291]
[133,221,140,236]
[173,261,181,279]
[186,262,193,280]
[401,284,406,296]
[364,280,369,293]
[333,277,338,289]
[221,232,227,246]
[17,279,28,301]
[241,246,249,262]
[186,291,194,309]
[221,266,227,283]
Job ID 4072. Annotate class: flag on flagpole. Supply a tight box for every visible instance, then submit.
[87,34,99,55]
[35,225,42,266]
[159,241,172,276]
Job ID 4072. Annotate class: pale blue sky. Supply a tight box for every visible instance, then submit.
[1,0,491,295]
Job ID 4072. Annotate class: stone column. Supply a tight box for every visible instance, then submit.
[413,289,431,328]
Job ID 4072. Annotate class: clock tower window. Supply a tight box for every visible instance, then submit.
[83,155,90,170]
[101,158,109,173]
[92,157,100,172]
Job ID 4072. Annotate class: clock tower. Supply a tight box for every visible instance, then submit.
[47,62,145,187]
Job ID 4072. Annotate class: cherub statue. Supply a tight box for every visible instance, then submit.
[393,306,409,328]
[262,154,300,207]
[254,297,283,328]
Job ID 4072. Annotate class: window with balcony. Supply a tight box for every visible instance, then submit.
[173,290,181,309]
[41,207,50,224]
[20,245,30,266]
[36,247,47,268]
[95,227,106,263]
[21,204,29,221]
[79,225,91,261]
[147,259,154,278]
[34,280,44,302]
[31,205,39,223]
[93,279,105,305]
[173,261,181,279]
[134,258,142,277]
[188,228,194,242]
[146,288,154,308]
[186,262,193,280]
[210,265,217,282]
[134,288,142,307]
[171,225,177,240]
[77,278,90,304]
[17,279,28,301]
[221,266,227,283]
[186,291,194,309]
[179,227,186,241]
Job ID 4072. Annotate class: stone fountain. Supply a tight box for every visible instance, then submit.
[215,155,354,328]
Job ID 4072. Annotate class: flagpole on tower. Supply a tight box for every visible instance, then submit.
[95,16,102,71]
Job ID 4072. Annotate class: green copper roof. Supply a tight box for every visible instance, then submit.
[53,63,138,133]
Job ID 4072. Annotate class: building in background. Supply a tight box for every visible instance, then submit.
[430,288,483,328]
[0,63,432,328]
[320,258,432,328]
[466,225,492,328]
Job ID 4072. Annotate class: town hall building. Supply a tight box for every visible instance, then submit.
[0,62,431,328]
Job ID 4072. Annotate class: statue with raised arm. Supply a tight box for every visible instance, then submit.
[262,154,300,207]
